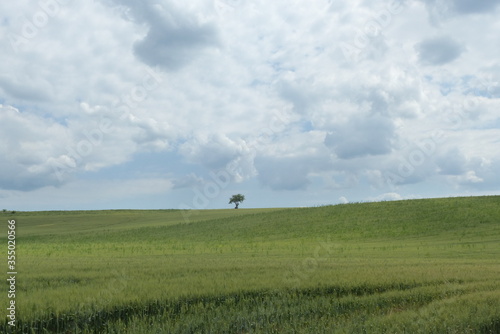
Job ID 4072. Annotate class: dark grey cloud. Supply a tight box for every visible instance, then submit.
[279,81,313,115]
[254,156,311,191]
[134,18,218,70]
[415,36,464,66]
[107,0,219,70]
[255,153,332,191]
[0,75,51,102]
[436,148,467,175]
[420,0,500,23]
[368,89,390,114]
[324,115,395,159]
[452,0,500,14]
[381,156,436,187]
[0,162,61,191]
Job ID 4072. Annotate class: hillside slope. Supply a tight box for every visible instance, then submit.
[3,196,500,333]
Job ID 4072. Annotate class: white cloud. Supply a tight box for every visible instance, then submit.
[107,0,220,70]
[0,105,71,190]
[457,171,483,184]
[339,196,349,204]
[1,0,500,209]
[369,192,404,202]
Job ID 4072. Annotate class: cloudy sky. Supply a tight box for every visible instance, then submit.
[1,0,500,211]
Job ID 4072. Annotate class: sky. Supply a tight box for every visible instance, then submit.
[1,0,500,211]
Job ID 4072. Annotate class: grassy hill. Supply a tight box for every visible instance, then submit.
[2,196,500,333]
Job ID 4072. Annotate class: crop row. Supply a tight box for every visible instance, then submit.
[4,280,499,333]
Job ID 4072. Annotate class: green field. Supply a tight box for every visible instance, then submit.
[2,196,500,333]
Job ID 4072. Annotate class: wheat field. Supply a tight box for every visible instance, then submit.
[2,196,499,333]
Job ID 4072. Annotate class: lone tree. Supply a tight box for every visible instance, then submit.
[229,194,245,209]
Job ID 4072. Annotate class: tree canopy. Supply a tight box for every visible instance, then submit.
[229,194,245,209]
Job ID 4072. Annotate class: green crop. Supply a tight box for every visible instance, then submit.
[1,196,499,333]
